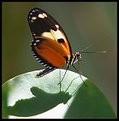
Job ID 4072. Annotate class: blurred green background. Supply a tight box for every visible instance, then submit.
[2,2,117,115]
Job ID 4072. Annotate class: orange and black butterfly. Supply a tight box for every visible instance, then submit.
[28,8,81,79]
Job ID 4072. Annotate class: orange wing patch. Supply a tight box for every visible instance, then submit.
[34,38,70,67]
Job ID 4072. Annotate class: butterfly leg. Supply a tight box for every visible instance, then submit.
[72,64,87,86]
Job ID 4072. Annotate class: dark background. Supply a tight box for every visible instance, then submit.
[2,2,117,115]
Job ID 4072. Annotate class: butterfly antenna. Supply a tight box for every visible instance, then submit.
[80,43,94,52]
[79,42,107,54]
[80,51,107,54]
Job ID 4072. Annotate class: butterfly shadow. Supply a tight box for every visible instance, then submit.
[7,86,72,117]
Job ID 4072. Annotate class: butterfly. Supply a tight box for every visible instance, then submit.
[28,8,81,81]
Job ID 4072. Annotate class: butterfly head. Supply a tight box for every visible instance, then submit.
[70,52,81,65]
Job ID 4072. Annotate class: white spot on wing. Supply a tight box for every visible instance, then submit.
[33,43,36,46]
[38,60,41,63]
[29,12,33,15]
[35,39,40,42]
[36,58,39,61]
[43,13,47,17]
[32,53,35,56]
[32,10,36,13]
[32,33,36,36]
[31,16,37,20]
[43,64,47,67]
[48,66,53,69]
[55,24,59,29]
[38,14,45,18]
[34,55,37,58]
[30,20,34,22]
[38,13,47,19]
[40,62,44,65]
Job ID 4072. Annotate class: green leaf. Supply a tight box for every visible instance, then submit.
[2,69,84,118]
[64,80,116,119]
[2,69,116,119]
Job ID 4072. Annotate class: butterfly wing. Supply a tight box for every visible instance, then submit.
[28,8,72,76]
